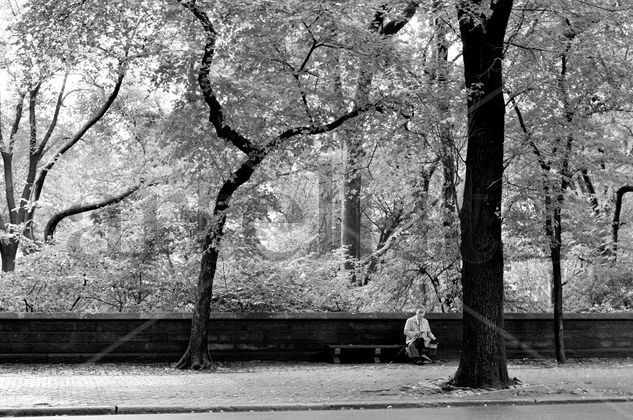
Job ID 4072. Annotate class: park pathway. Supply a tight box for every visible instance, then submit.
[0,360,632,414]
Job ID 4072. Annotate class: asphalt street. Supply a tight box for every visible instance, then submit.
[8,402,633,420]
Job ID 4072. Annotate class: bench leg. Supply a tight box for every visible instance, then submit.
[333,348,341,364]
[374,348,381,363]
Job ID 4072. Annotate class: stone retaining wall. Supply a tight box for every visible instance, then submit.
[0,312,630,362]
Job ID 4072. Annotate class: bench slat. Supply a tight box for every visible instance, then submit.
[328,344,401,349]
[329,344,403,363]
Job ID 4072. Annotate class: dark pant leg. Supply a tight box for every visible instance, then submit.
[413,339,428,355]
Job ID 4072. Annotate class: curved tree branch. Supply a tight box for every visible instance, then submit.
[612,185,633,254]
[44,183,141,241]
[177,0,258,156]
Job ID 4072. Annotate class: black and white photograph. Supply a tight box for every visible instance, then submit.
[0,1,632,419]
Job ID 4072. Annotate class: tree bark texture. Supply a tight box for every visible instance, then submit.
[341,134,363,284]
[452,0,513,389]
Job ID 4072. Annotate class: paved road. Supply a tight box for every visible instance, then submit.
[9,402,633,420]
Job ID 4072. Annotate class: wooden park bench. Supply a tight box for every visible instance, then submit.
[328,344,403,363]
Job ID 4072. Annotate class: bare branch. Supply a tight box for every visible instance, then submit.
[509,95,551,172]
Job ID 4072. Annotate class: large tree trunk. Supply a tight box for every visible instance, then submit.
[317,158,334,254]
[341,134,363,284]
[176,246,219,370]
[0,240,19,272]
[452,0,513,389]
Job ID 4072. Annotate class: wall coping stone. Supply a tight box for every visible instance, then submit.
[0,312,631,320]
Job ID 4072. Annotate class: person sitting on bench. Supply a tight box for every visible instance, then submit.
[404,308,437,364]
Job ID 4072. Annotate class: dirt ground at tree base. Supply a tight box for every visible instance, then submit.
[0,358,631,409]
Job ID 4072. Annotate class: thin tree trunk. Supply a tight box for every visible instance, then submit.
[176,154,261,369]
[512,93,567,363]
[176,0,375,369]
[340,2,421,284]
[549,20,577,364]
[434,1,457,233]
[107,205,122,254]
[434,1,460,309]
[612,185,633,258]
[551,204,565,363]
[452,0,513,389]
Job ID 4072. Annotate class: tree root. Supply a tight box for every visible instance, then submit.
[174,345,216,371]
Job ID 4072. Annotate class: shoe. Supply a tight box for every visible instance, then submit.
[415,359,425,365]
[421,354,433,364]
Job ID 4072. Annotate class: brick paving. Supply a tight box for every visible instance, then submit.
[0,360,632,410]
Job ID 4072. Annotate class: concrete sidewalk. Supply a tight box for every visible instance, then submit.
[0,359,632,416]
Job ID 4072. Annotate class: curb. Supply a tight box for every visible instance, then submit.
[0,406,115,417]
[2,397,632,416]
